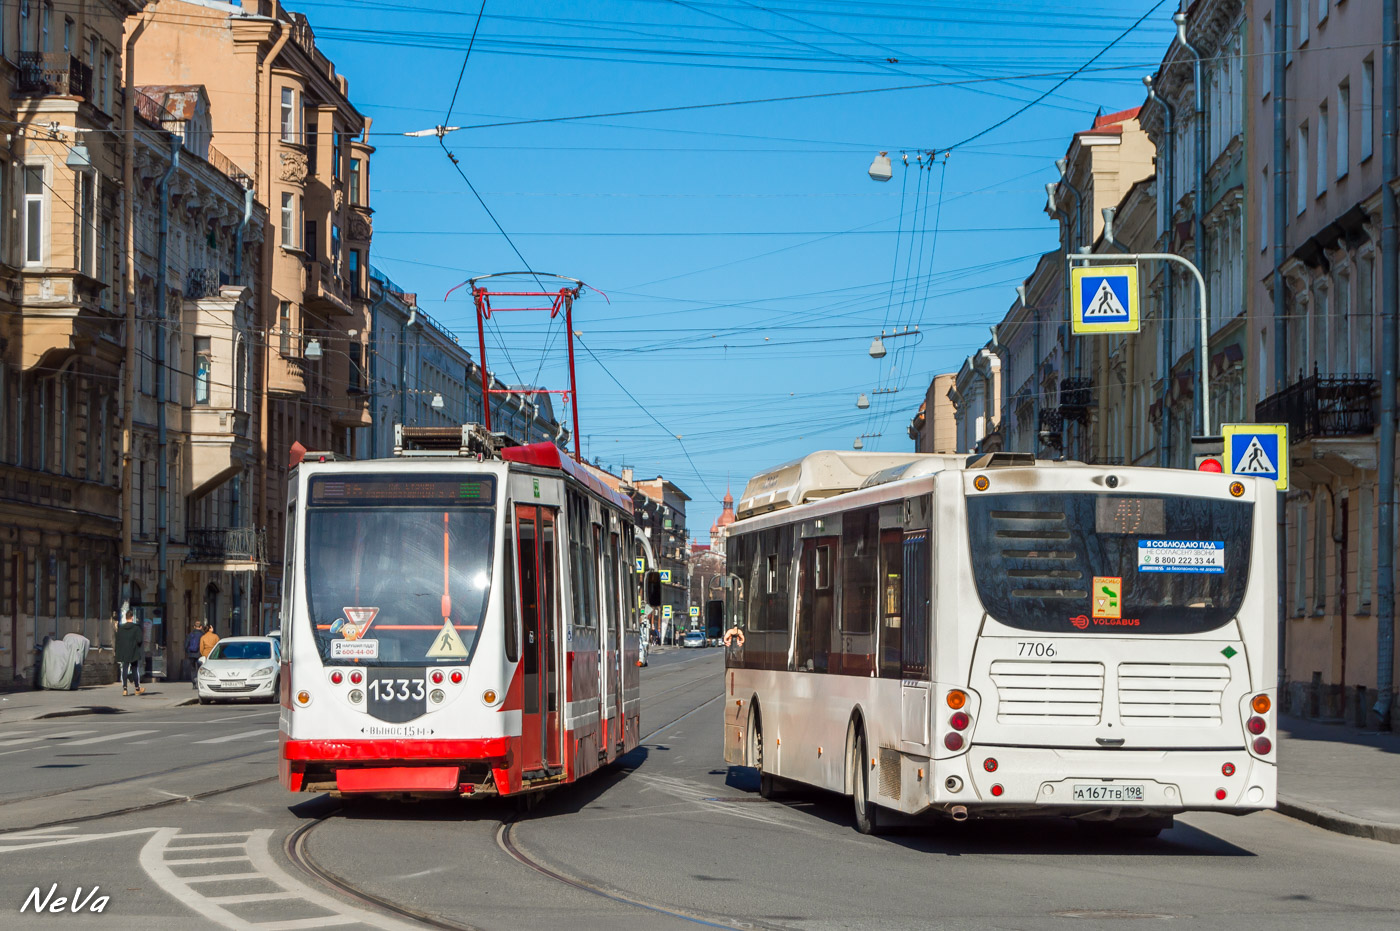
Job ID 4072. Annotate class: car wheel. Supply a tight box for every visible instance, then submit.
[198,696,211,705]
[850,727,880,835]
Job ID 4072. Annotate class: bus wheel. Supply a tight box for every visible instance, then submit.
[748,706,777,798]
[850,728,880,835]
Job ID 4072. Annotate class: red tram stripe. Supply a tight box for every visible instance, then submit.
[282,738,509,762]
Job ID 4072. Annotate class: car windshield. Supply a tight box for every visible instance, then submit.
[966,492,1253,635]
[210,641,272,661]
[305,474,497,666]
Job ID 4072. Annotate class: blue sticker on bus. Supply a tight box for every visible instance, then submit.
[1137,540,1226,574]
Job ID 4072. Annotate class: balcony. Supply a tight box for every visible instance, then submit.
[305,260,352,315]
[1037,409,1063,450]
[17,52,94,102]
[1255,368,1376,442]
[185,268,228,301]
[1058,376,1093,424]
[185,527,266,571]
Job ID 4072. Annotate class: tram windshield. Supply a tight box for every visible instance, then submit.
[304,475,497,666]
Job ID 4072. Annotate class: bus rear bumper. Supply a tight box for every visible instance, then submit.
[933,745,1276,816]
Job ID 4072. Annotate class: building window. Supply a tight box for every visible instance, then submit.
[1362,57,1375,160]
[1317,0,1328,25]
[100,48,111,112]
[304,219,317,262]
[1358,253,1375,373]
[1315,103,1327,197]
[1337,81,1350,179]
[1312,494,1326,614]
[194,337,211,405]
[348,249,360,298]
[1360,486,1374,610]
[279,301,292,355]
[1293,502,1307,615]
[331,223,341,271]
[1259,167,1269,252]
[24,165,45,266]
[280,87,297,142]
[41,1,51,52]
[78,171,95,275]
[332,131,342,180]
[20,1,30,53]
[1297,0,1309,47]
[1295,123,1308,216]
[280,192,296,248]
[63,16,71,52]
[349,158,361,205]
[1261,14,1271,98]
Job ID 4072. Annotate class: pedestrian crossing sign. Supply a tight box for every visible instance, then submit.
[662,605,673,620]
[1223,424,1288,491]
[689,606,700,617]
[1070,263,1140,334]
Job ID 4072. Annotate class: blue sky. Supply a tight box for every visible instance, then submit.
[302,0,1177,533]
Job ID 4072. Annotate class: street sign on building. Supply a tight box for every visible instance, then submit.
[660,569,672,583]
[635,557,645,573]
[1070,263,1140,334]
[1222,424,1289,491]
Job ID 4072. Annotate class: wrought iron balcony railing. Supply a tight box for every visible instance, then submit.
[1037,408,1063,450]
[1059,376,1094,424]
[1254,368,1376,441]
[185,527,266,564]
[17,52,93,103]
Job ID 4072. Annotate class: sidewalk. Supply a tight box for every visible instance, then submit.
[1277,714,1400,844]
[0,680,198,723]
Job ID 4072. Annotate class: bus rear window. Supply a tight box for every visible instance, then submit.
[966,492,1252,635]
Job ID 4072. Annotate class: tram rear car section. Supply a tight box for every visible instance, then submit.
[278,432,656,799]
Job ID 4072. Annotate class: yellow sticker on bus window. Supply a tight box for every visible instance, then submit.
[426,621,469,658]
[1092,577,1121,619]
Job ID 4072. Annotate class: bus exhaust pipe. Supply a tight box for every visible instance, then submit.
[950,805,968,822]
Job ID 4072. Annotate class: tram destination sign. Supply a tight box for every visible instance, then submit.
[309,474,497,506]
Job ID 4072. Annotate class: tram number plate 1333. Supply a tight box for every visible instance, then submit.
[366,667,428,723]
[1073,783,1145,802]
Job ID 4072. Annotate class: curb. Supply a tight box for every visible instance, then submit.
[1277,796,1400,845]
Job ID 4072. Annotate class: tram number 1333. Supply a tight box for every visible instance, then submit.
[368,678,426,702]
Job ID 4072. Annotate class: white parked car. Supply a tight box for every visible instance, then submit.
[197,636,282,704]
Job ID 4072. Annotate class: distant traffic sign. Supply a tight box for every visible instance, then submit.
[1070,263,1140,334]
[1222,424,1288,491]
[635,557,645,573]
[662,605,673,620]
[660,569,672,583]
[689,606,700,617]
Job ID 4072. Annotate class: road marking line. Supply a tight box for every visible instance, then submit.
[165,855,253,865]
[63,730,159,746]
[132,733,186,744]
[169,832,252,841]
[163,843,248,851]
[254,918,360,930]
[0,729,95,747]
[194,729,275,745]
[206,711,278,723]
[180,872,263,884]
[204,892,301,905]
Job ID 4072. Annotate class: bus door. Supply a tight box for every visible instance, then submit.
[515,505,562,773]
[796,535,836,673]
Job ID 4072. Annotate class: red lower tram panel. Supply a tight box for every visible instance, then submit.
[281,738,514,796]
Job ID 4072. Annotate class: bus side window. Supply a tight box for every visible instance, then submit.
[901,530,930,680]
[878,528,903,679]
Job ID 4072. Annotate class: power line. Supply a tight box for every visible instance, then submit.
[444,1,489,127]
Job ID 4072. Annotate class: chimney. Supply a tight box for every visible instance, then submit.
[621,468,633,484]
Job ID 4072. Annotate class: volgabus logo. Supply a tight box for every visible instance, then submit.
[1070,615,1090,630]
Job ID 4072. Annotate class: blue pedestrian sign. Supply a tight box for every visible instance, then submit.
[1222,424,1289,491]
[1070,263,1140,334]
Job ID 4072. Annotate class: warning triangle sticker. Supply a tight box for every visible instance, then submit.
[426,620,470,658]
[1234,436,1277,474]
[340,606,379,641]
[1084,279,1128,317]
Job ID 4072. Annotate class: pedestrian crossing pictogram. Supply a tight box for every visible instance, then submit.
[425,620,469,658]
[1084,279,1129,318]
[1233,436,1276,474]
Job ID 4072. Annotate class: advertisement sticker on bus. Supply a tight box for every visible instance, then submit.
[331,638,379,660]
[1138,540,1226,574]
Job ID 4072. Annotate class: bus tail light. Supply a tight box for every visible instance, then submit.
[943,733,964,751]
[949,711,970,731]
[296,690,311,706]
[1215,788,1227,800]
[984,758,998,773]
[990,783,1004,797]
[1252,694,1271,714]
[1222,762,1235,776]
[1253,736,1272,755]
[946,690,967,710]
[1247,716,1267,735]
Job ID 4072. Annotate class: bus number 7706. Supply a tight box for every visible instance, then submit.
[1016,642,1056,657]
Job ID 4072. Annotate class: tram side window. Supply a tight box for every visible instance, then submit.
[901,531,930,680]
[603,530,619,633]
[840,507,879,634]
[282,501,296,653]
[586,523,602,628]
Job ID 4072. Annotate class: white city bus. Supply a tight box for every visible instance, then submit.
[722,451,1277,835]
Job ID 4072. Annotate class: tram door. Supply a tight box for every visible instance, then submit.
[607,530,624,749]
[516,505,562,773]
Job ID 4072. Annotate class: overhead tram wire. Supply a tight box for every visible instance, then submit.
[572,334,720,503]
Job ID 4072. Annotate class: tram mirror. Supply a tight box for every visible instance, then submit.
[644,570,663,607]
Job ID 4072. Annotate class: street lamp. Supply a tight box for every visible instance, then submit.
[303,339,323,361]
[856,393,870,409]
[869,337,887,359]
[853,437,864,449]
[431,393,444,410]
[868,151,893,182]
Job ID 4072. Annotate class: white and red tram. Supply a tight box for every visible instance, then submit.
[278,429,657,798]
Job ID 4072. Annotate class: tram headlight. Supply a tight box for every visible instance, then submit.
[349,689,363,704]
[430,689,445,704]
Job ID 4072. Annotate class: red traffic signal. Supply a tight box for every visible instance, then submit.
[1198,458,1223,473]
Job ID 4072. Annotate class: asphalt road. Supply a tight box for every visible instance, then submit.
[1,648,1398,930]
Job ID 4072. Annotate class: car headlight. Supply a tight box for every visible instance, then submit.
[251,666,276,678]
[199,666,216,678]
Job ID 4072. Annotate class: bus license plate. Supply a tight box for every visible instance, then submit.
[1073,783,1144,802]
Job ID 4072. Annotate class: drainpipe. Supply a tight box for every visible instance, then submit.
[1272,0,1292,710]
[255,3,290,619]
[121,7,157,610]
[1375,0,1396,729]
[1017,282,1034,456]
[367,279,389,459]
[1175,12,1208,438]
[155,135,180,655]
[1101,206,1128,253]
[1143,75,1175,467]
[398,302,417,428]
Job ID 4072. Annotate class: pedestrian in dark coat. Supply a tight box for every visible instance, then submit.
[114,610,144,697]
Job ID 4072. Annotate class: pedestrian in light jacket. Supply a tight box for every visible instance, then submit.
[199,623,220,660]
[114,610,145,697]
